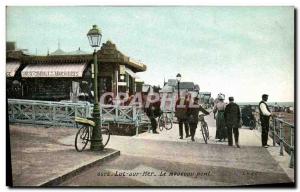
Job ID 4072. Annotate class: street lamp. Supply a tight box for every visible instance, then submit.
[176,73,181,99]
[87,25,103,151]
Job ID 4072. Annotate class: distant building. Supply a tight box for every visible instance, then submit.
[49,47,66,55]
[199,92,212,104]
[167,79,177,87]
[49,44,89,56]
[178,82,194,91]
[161,79,201,98]
[67,47,88,55]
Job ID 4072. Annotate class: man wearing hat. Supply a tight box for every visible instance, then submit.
[175,93,190,139]
[259,94,273,148]
[187,97,209,142]
[224,97,241,148]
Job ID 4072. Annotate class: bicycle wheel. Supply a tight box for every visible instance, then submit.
[165,114,173,130]
[201,123,208,144]
[101,127,111,147]
[75,125,90,152]
[204,122,209,139]
[158,115,164,131]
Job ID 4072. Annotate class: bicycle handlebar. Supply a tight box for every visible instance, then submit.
[199,111,212,117]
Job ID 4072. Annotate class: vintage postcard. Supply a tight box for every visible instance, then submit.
[6,6,295,187]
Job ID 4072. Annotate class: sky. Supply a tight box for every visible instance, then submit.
[6,6,294,102]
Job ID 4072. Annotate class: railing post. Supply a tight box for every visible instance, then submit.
[289,127,294,168]
[11,102,15,121]
[133,106,138,136]
[32,104,36,125]
[53,105,56,127]
[65,105,68,119]
[99,104,102,127]
[279,122,284,156]
[115,105,118,122]
[74,105,77,118]
[88,103,92,118]
[86,103,90,118]
[273,118,276,146]
[133,106,137,121]
[18,104,21,121]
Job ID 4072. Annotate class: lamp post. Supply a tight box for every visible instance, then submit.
[176,73,181,99]
[87,25,104,151]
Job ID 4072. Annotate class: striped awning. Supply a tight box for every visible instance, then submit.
[6,62,21,77]
[21,63,87,78]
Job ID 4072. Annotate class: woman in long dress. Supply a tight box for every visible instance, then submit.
[213,94,227,141]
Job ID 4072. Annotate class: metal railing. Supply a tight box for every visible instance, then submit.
[8,99,92,127]
[8,99,151,135]
[240,105,295,169]
[270,117,295,168]
[100,104,151,135]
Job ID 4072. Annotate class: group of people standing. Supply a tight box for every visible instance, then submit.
[213,93,274,148]
[213,94,241,147]
[142,91,210,140]
[175,95,209,141]
[141,89,274,148]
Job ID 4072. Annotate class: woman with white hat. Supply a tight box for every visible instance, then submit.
[213,93,227,142]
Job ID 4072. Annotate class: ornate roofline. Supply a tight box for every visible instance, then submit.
[98,40,147,72]
[9,40,147,72]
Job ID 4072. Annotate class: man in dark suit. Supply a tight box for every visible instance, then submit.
[145,95,161,134]
[187,97,209,141]
[224,97,241,148]
[175,95,190,139]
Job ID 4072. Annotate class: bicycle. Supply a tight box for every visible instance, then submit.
[158,112,173,131]
[199,114,209,144]
[74,117,111,152]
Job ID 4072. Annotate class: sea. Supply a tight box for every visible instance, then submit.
[237,102,294,107]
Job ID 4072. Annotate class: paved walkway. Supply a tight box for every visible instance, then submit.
[9,124,120,186]
[59,113,294,186]
[8,112,294,186]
